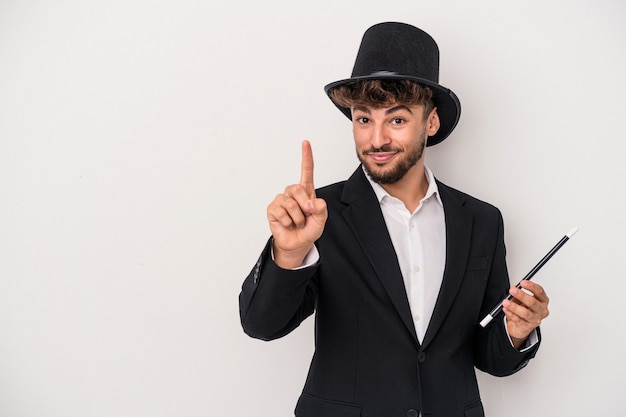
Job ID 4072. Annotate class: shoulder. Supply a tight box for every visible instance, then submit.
[315,166,372,203]
[316,180,347,200]
[436,179,502,218]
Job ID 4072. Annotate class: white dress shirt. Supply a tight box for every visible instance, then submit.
[365,166,445,342]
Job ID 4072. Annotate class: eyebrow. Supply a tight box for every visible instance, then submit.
[351,105,413,115]
[385,105,413,115]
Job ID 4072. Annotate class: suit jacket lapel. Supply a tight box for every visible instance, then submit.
[421,181,473,349]
[340,168,420,345]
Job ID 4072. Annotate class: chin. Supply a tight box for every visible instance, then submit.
[364,163,409,185]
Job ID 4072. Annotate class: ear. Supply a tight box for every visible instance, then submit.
[426,108,440,136]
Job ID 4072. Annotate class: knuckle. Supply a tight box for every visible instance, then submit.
[285,184,304,195]
[284,199,301,212]
[266,202,281,218]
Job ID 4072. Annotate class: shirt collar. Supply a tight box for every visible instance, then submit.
[363,165,444,208]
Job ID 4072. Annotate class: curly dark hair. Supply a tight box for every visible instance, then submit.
[329,79,435,120]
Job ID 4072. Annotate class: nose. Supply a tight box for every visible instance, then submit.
[370,124,390,149]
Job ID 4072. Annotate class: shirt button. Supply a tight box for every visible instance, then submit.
[409,221,415,229]
[414,265,421,273]
[413,314,420,321]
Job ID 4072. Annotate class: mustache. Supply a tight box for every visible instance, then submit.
[363,145,402,154]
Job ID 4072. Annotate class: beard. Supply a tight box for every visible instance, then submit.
[357,130,427,185]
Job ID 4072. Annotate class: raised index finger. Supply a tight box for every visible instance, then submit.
[300,140,315,197]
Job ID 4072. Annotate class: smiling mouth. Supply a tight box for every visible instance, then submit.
[364,146,401,163]
[366,151,397,163]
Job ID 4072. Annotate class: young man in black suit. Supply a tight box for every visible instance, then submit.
[239,22,549,417]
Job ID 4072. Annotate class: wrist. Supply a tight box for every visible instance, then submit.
[272,242,311,270]
[510,335,527,350]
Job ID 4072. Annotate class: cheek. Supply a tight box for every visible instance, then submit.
[352,128,369,147]
[407,125,427,143]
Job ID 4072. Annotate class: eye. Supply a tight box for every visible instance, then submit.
[355,117,370,124]
[391,117,405,125]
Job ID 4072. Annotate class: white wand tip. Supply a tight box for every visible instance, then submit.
[479,315,493,328]
[566,227,579,238]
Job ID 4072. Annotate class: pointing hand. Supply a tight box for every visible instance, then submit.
[267,140,328,269]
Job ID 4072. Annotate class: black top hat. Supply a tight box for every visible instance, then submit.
[324,22,461,146]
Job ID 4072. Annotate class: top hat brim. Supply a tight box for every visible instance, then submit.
[324,73,461,146]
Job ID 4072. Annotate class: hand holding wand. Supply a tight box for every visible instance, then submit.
[479,227,578,328]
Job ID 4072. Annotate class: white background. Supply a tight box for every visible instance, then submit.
[1,0,624,416]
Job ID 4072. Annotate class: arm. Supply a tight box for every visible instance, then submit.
[474,210,546,376]
[239,239,319,340]
[239,140,328,340]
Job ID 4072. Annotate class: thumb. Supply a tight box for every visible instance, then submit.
[307,197,328,224]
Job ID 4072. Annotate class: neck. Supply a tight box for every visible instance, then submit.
[380,162,428,212]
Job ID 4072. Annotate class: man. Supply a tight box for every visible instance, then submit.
[239,22,549,417]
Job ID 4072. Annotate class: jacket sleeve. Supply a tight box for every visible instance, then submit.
[239,238,319,341]
[473,210,541,377]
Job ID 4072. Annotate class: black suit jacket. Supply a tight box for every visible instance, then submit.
[240,167,540,417]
